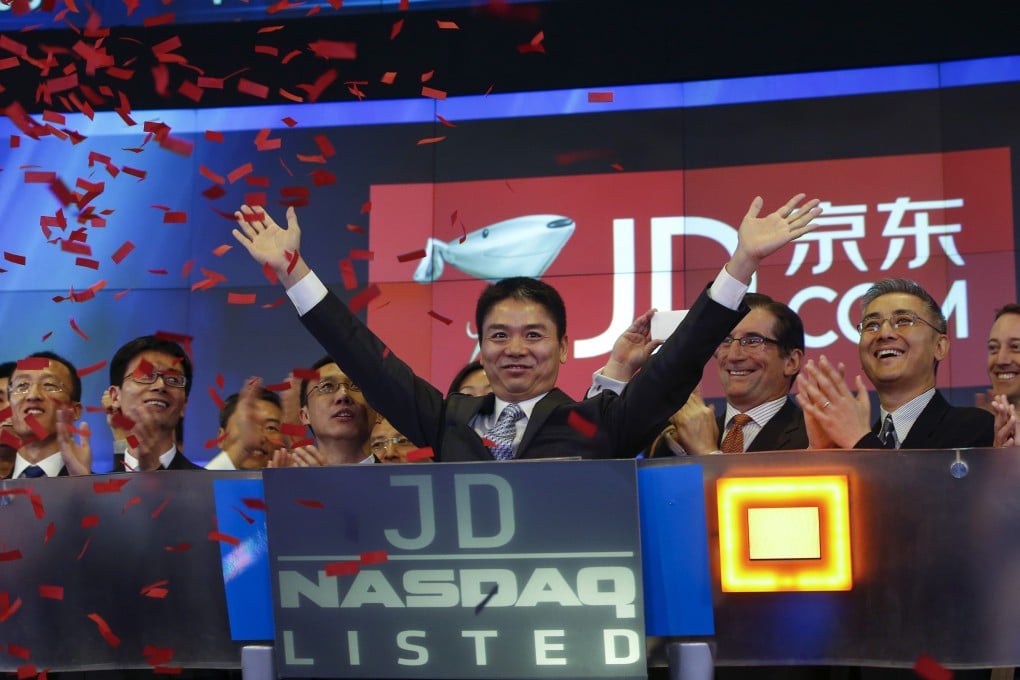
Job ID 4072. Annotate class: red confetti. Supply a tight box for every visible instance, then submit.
[164,543,191,552]
[381,71,396,85]
[5,251,26,266]
[111,240,135,264]
[417,136,446,145]
[308,39,357,60]
[348,284,381,313]
[17,357,49,370]
[407,447,435,462]
[338,259,357,290]
[238,78,269,99]
[29,493,44,519]
[0,594,23,621]
[208,531,240,546]
[290,367,320,381]
[163,211,187,224]
[93,478,130,494]
[428,310,453,325]
[360,550,388,564]
[76,360,107,378]
[81,515,99,529]
[242,498,269,511]
[325,561,359,576]
[280,422,307,438]
[567,411,598,438]
[87,612,121,647]
[208,386,225,410]
[295,499,325,509]
[69,318,90,340]
[121,497,141,514]
[144,645,175,666]
[24,413,49,441]
[227,293,257,305]
[205,130,225,142]
[8,644,30,660]
[390,18,404,39]
[77,536,92,560]
[142,12,174,27]
[233,506,255,524]
[39,585,64,600]
[228,163,253,184]
[436,19,459,29]
[44,521,55,542]
[151,495,172,519]
[421,86,447,100]
[397,249,427,262]
[587,91,614,103]
[16,664,35,679]
[914,654,952,680]
[611,163,624,171]
[0,549,23,562]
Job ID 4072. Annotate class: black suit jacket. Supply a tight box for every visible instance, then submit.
[716,397,808,452]
[164,450,201,470]
[854,390,993,449]
[301,285,746,461]
[112,449,201,471]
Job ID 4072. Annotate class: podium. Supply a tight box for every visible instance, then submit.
[3,450,1020,677]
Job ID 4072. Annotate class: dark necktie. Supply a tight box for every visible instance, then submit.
[720,413,753,453]
[879,414,897,448]
[21,465,46,478]
[485,403,524,461]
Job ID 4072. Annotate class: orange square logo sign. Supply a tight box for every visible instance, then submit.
[717,475,852,593]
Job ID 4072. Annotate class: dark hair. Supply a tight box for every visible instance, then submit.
[994,303,1020,321]
[299,356,338,408]
[745,293,805,356]
[219,388,283,429]
[475,277,567,341]
[109,335,193,397]
[860,279,947,333]
[17,351,82,402]
[447,361,485,397]
[0,361,16,382]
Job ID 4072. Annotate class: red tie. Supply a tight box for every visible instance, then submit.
[720,414,752,453]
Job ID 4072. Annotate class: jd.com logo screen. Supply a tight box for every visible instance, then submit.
[367,148,1012,400]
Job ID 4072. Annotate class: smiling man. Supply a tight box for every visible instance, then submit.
[108,336,201,471]
[987,304,1020,408]
[653,294,807,455]
[232,193,820,461]
[9,352,91,478]
[797,278,993,449]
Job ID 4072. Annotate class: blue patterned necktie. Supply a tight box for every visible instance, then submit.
[879,414,897,448]
[21,465,46,478]
[485,403,524,461]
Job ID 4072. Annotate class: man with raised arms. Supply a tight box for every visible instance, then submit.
[233,194,820,462]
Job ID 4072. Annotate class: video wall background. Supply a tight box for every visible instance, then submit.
[2,55,1020,470]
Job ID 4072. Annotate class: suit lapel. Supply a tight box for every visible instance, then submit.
[900,392,950,448]
[517,390,571,457]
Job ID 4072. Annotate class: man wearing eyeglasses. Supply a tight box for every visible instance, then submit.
[797,278,993,449]
[370,417,422,464]
[277,356,378,466]
[107,336,201,471]
[652,294,808,455]
[8,351,91,478]
[206,380,283,470]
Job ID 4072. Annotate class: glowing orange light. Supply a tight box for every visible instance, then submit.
[717,475,852,593]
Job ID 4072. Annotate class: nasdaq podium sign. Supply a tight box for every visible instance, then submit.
[263,460,645,679]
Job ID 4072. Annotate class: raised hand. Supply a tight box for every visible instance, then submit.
[669,388,719,455]
[232,205,309,287]
[991,394,1017,447]
[602,308,662,381]
[728,194,822,283]
[795,356,871,448]
[56,406,91,476]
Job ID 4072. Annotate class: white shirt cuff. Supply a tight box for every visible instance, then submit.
[287,271,328,316]
[708,266,749,311]
[586,369,628,398]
